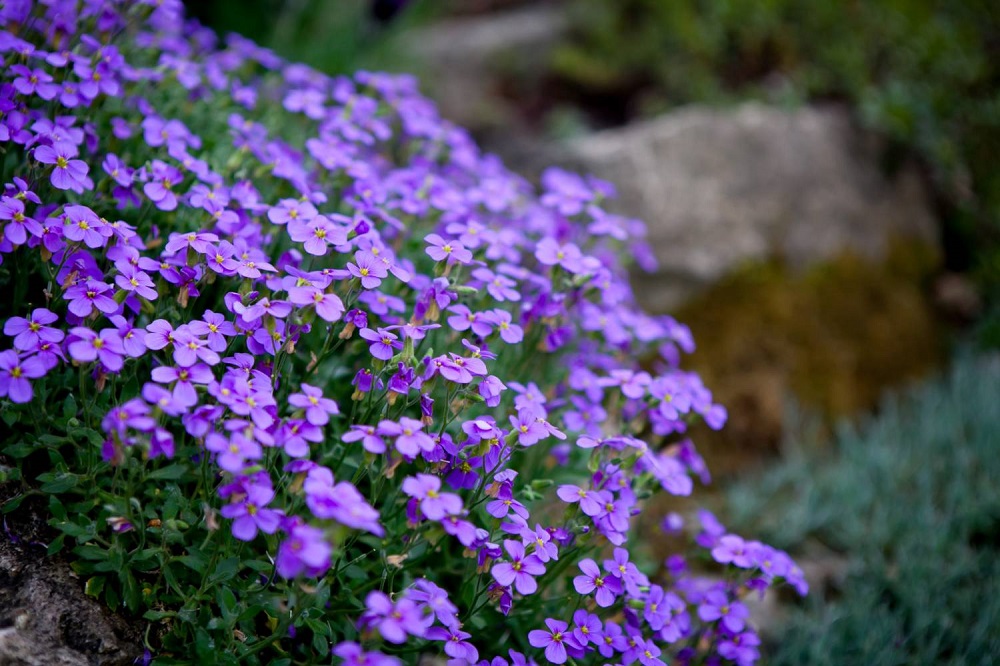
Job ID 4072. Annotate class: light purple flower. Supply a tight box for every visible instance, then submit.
[288,383,339,425]
[4,308,63,351]
[0,350,47,403]
[574,558,621,607]
[492,539,545,595]
[528,618,569,664]
[359,327,401,361]
[220,482,282,541]
[347,250,388,289]
[402,473,463,521]
[34,144,92,193]
[276,521,331,578]
[425,233,473,264]
[67,327,125,372]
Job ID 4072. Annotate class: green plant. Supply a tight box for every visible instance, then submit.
[726,354,1000,664]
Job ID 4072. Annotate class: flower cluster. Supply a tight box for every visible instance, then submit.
[0,1,803,664]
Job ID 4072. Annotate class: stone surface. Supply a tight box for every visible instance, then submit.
[0,491,140,666]
[559,103,938,312]
[405,4,566,132]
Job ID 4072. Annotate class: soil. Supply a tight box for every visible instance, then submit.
[0,486,141,666]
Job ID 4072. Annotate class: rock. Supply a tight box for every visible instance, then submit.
[405,4,567,132]
[0,500,141,666]
[559,103,939,312]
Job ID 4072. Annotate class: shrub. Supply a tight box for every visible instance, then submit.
[727,354,1000,665]
[0,1,803,664]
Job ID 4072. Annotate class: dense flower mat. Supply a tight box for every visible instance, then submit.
[0,1,804,664]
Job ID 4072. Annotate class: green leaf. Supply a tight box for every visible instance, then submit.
[2,441,34,459]
[207,557,241,585]
[177,551,209,574]
[148,463,192,481]
[84,575,105,599]
[62,394,78,419]
[74,544,109,561]
[143,609,177,621]
[38,471,79,494]
[217,587,239,621]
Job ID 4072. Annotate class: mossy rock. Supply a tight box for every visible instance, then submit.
[674,238,945,479]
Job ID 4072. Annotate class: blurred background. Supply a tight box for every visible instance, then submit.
[186,1,1000,662]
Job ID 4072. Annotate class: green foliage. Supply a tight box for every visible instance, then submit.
[726,354,1000,664]
[184,0,441,76]
[556,0,1000,327]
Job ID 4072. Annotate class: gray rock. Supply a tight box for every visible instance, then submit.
[405,4,567,131]
[558,103,938,311]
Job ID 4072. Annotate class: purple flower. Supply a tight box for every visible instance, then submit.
[64,279,118,318]
[712,534,753,568]
[535,237,584,274]
[597,621,629,658]
[144,319,176,351]
[359,327,401,361]
[115,263,158,300]
[447,304,493,337]
[485,309,523,344]
[286,284,344,322]
[604,547,650,597]
[718,630,761,665]
[478,375,507,407]
[509,411,549,447]
[472,267,520,302]
[0,350,47,403]
[34,144,92,193]
[288,383,339,425]
[0,196,42,245]
[188,311,236,352]
[573,558,621,607]
[426,626,479,661]
[492,539,545,595]
[343,424,386,454]
[150,363,213,407]
[425,233,473,264]
[410,579,459,627]
[332,642,400,666]
[67,328,126,372]
[288,215,346,256]
[103,399,156,436]
[143,160,183,210]
[276,522,331,578]
[220,482,282,541]
[698,589,749,633]
[571,609,602,647]
[63,205,109,248]
[402,474,463,521]
[379,417,435,457]
[4,308,63,351]
[528,618,570,664]
[205,431,262,473]
[359,591,429,644]
[556,484,604,516]
[347,250,388,289]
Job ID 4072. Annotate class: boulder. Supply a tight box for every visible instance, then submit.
[405,4,567,132]
[561,103,939,311]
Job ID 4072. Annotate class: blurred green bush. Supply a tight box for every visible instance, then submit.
[726,354,1000,664]
[555,0,1000,321]
[183,0,440,75]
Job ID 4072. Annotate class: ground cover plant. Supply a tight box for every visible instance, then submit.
[727,354,1000,665]
[0,1,804,663]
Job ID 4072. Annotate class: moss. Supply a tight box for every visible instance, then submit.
[673,239,945,478]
